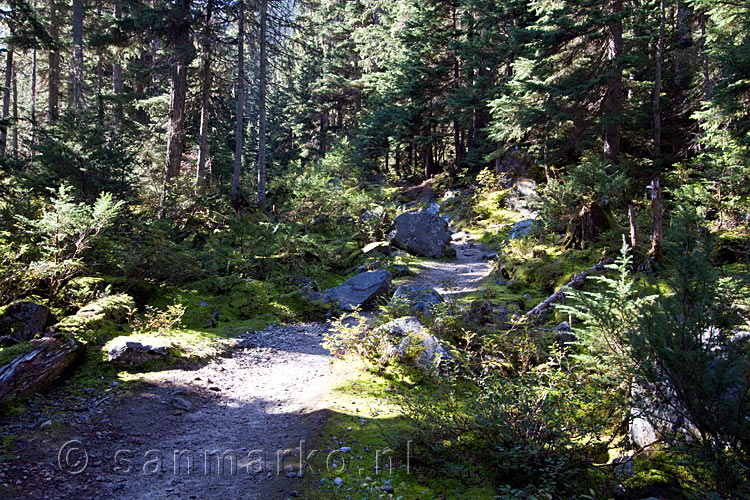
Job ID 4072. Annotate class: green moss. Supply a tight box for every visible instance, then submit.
[55,293,135,343]
[0,341,37,368]
[298,360,498,499]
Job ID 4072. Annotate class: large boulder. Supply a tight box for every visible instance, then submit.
[55,294,135,341]
[0,302,50,342]
[496,145,533,177]
[509,219,538,240]
[322,270,392,312]
[629,382,700,449]
[106,336,174,366]
[388,212,453,258]
[391,285,444,317]
[504,177,539,219]
[375,317,453,373]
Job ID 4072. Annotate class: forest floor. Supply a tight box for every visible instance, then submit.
[0,238,494,500]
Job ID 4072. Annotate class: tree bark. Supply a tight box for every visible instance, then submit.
[96,1,105,123]
[231,0,245,207]
[526,257,615,318]
[628,203,638,252]
[112,0,124,133]
[0,338,82,405]
[196,0,213,195]
[452,4,462,172]
[72,0,84,111]
[653,0,664,165]
[256,0,268,211]
[0,48,13,155]
[648,177,663,261]
[700,11,709,101]
[603,0,623,163]
[31,19,38,149]
[48,0,60,122]
[12,63,18,157]
[160,0,192,212]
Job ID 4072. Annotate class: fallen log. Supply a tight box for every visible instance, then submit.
[0,337,82,405]
[526,257,614,318]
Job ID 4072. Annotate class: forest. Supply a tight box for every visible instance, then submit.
[0,0,749,498]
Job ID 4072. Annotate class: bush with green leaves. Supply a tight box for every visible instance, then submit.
[5,184,123,300]
[394,349,616,498]
[561,209,750,495]
[539,159,629,234]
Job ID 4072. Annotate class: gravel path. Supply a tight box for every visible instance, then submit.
[0,236,494,500]
[408,237,494,300]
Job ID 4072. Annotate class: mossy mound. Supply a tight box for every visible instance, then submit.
[55,294,135,343]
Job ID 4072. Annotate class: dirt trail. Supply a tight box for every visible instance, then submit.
[409,238,495,300]
[0,237,493,500]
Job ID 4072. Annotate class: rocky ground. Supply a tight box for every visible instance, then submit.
[0,235,494,500]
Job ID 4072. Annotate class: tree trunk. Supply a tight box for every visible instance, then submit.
[423,143,434,180]
[31,11,38,149]
[0,338,82,405]
[72,0,84,111]
[196,0,213,195]
[603,0,623,163]
[0,48,13,155]
[231,0,245,207]
[112,0,124,133]
[700,11,709,101]
[12,63,18,157]
[653,0,664,165]
[526,257,615,318]
[256,0,268,211]
[160,0,192,212]
[628,203,638,252]
[648,177,663,261]
[48,0,60,121]
[452,4,462,172]
[96,1,105,123]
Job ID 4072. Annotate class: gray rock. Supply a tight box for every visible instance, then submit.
[388,212,453,258]
[0,302,50,342]
[497,145,532,177]
[298,278,322,303]
[612,456,634,477]
[375,317,453,373]
[451,231,468,241]
[360,206,385,222]
[629,382,699,449]
[106,336,172,366]
[170,393,194,412]
[509,219,537,240]
[322,270,392,312]
[555,321,576,347]
[391,285,444,317]
[505,177,539,218]
[426,202,440,215]
[362,241,392,256]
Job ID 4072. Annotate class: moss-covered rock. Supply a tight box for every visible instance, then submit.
[55,294,135,343]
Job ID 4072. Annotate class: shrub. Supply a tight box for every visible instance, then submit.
[13,184,124,296]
